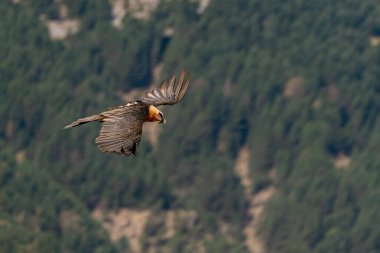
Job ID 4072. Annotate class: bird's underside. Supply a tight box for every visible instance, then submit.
[64,69,191,156]
[65,102,149,156]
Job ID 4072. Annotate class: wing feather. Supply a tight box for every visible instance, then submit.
[141,69,191,106]
[95,104,147,156]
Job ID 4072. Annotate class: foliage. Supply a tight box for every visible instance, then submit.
[1,0,380,252]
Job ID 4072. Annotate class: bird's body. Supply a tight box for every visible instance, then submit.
[64,69,190,156]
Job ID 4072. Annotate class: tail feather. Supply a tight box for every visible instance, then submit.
[64,114,104,129]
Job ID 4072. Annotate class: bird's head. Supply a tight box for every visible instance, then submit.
[147,105,166,124]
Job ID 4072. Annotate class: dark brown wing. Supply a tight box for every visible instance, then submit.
[141,69,191,106]
[95,103,148,156]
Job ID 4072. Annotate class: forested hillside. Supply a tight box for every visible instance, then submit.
[1,0,380,252]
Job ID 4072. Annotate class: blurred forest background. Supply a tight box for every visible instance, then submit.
[1,0,380,252]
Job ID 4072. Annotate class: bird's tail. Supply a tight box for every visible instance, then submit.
[64,114,104,129]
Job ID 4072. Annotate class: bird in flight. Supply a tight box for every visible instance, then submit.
[64,69,191,156]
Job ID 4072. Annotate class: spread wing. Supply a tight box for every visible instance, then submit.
[142,69,191,106]
[95,103,148,156]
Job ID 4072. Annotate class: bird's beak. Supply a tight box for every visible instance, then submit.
[160,117,166,124]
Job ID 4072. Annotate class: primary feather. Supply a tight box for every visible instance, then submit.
[142,69,190,106]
